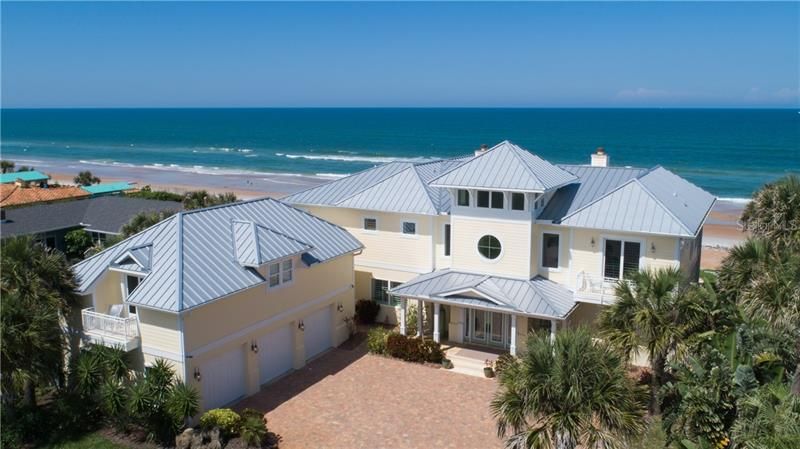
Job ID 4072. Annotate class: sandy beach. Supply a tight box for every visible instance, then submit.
[35,158,748,270]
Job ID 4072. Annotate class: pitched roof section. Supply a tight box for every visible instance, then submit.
[232,219,313,267]
[284,157,471,215]
[81,182,135,195]
[390,270,576,319]
[112,244,153,272]
[72,198,363,312]
[1,184,89,207]
[555,166,715,237]
[0,170,50,184]
[429,141,577,192]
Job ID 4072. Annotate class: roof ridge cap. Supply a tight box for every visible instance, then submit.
[507,143,547,187]
[427,142,506,185]
[409,165,439,213]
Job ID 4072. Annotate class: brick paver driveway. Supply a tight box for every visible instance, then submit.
[235,341,502,449]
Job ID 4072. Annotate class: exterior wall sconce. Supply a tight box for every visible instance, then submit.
[193,368,202,382]
[250,341,259,353]
[336,302,344,313]
[590,237,596,248]
[298,320,305,331]
[651,242,656,253]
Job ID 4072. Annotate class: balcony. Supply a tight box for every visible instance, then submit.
[574,272,625,305]
[81,307,140,351]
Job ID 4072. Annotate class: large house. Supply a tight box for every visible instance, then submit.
[284,141,715,356]
[71,198,362,410]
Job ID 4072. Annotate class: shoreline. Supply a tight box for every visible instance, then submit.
[17,156,750,269]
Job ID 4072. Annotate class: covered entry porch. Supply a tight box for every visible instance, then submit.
[389,270,575,356]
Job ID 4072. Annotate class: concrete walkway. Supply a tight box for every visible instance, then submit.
[235,342,502,449]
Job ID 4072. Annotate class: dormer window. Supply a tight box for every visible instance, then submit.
[511,193,525,211]
[457,189,470,207]
[269,258,294,287]
[126,275,141,296]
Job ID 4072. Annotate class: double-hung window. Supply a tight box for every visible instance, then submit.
[372,279,402,306]
[477,191,504,209]
[603,240,641,280]
[541,233,560,269]
[269,258,294,287]
[457,189,470,207]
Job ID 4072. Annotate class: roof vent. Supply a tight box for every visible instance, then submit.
[590,147,609,167]
[474,144,489,157]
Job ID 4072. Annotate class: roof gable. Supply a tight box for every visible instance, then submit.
[429,141,577,192]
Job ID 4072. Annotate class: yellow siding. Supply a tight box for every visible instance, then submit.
[182,253,354,352]
[92,270,124,315]
[138,308,182,355]
[534,224,571,285]
[433,215,452,269]
[305,206,434,273]
[450,215,531,278]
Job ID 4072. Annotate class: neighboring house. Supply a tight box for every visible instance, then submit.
[0,170,50,185]
[284,141,715,356]
[81,181,136,196]
[1,196,183,251]
[1,184,90,208]
[71,198,363,410]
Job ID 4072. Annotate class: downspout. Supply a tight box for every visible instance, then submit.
[175,212,189,383]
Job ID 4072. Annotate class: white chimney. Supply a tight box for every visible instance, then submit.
[590,147,609,167]
[474,144,489,157]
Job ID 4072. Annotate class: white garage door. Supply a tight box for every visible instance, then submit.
[201,346,246,410]
[304,306,333,360]
[257,324,293,385]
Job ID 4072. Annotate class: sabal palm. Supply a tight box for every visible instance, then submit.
[598,267,706,414]
[741,174,800,246]
[491,328,647,449]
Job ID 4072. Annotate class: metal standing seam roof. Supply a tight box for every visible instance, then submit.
[81,182,135,195]
[0,170,50,184]
[72,198,363,313]
[232,219,313,267]
[389,269,576,319]
[283,156,472,215]
[428,141,578,192]
[553,166,715,237]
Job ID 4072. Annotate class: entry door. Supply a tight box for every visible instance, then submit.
[490,313,505,345]
[472,310,487,342]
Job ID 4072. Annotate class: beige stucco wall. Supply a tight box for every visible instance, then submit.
[450,215,532,278]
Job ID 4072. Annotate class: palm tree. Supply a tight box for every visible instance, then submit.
[1,236,80,407]
[182,190,237,210]
[73,170,101,186]
[491,328,647,449]
[121,210,177,237]
[598,267,710,414]
[741,174,800,247]
[1,160,15,173]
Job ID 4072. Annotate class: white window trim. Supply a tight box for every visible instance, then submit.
[372,279,402,307]
[267,257,296,290]
[475,234,504,264]
[455,189,471,207]
[539,230,563,272]
[123,273,144,299]
[362,216,378,234]
[510,192,526,212]
[600,234,645,280]
[401,220,419,239]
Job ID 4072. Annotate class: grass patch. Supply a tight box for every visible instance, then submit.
[636,417,668,449]
[40,432,128,449]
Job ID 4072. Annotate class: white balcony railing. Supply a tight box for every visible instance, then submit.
[575,272,626,304]
[81,307,139,344]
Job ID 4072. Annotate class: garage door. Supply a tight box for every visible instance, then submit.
[257,324,294,385]
[304,306,333,360]
[201,346,246,410]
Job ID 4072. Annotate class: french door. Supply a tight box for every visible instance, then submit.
[464,309,510,348]
[603,239,642,280]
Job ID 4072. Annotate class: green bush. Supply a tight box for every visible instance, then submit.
[385,333,443,364]
[494,353,516,376]
[200,408,242,436]
[239,414,267,447]
[367,327,391,355]
[355,299,381,324]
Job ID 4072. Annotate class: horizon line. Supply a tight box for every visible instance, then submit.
[2,106,797,111]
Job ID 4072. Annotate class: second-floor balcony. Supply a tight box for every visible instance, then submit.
[574,272,627,304]
[81,307,140,351]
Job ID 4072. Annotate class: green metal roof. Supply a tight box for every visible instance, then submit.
[81,182,135,195]
[0,170,50,184]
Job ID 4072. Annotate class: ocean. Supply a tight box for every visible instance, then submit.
[1,108,798,199]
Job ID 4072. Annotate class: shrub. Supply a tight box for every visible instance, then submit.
[420,339,444,363]
[200,408,242,436]
[239,414,268,447]
[494,353,516,376]
[385,333,443,364]
[355,299,381,324]
[367,327,391,355]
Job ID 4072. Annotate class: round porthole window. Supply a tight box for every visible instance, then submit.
[477,235,502,260]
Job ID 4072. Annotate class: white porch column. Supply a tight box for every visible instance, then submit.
[433,303,440,343]
[550,319,557,345]
[399,297,407,336]
[509,314,517,356]
[417,299,424,337]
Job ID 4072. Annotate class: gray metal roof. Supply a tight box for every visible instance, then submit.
[389,269,576,319]
[551,166,715,237]
[232,219,313,267]
[72,198,363,313]
[283,157,471,215]
[429,141,577,192]
[1,196,183,237]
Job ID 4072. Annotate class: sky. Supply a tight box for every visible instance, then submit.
[1,2,798,108]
